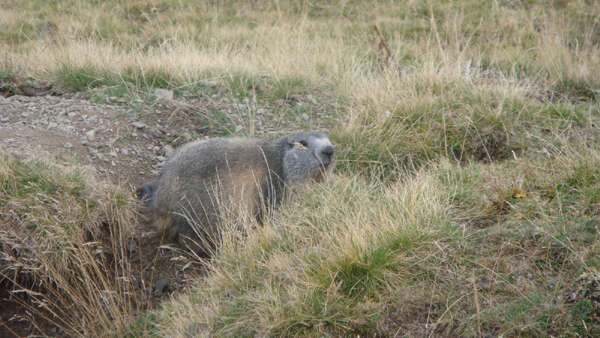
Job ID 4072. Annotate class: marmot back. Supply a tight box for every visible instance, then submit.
[137,131,335,254]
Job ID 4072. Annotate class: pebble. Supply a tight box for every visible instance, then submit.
[154,88,174,101]
[60,125,76,133]
[163,145,174,157]
[199,80,217,88]
[86,129,96,141]
[132,122,147,129]
[64,142,73,148]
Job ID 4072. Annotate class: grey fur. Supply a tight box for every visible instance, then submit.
[138,131,335,254]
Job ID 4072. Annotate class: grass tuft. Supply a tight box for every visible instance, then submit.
[0,154,143,336]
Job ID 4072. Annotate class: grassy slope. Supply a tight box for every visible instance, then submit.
[1,0,599,336]
[153,148,600,337]
[0,156,140,336]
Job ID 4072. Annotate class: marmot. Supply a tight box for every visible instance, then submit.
[137,131,335,253]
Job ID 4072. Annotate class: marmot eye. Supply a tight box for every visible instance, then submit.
[299,140,308,147]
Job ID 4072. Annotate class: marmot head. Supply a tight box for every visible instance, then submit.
[280,131,335,185]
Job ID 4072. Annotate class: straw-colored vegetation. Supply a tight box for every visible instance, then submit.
[0,155,140,336]
[1,0,599,336]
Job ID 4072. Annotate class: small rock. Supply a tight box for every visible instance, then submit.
[256,108,266,115]
[109,96,127,103]
[199,80,218,88]
[121,148,129,156]
[132,122,147,129]
[154,88,174,101]
[61,125,76,133]
[156,155,167,162]
[131,132,138,137]
[64,142,73,149]
[306,95,317,105]
[301,113,309,121]
[0,117,8,123]
[235,125,243,132]
[163,145,174,157]
[86,129,96,141]
[109,151,118,158]
[383,110,391,118]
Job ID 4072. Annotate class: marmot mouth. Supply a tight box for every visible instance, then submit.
[312,158,334,182]
[320,156,335,170]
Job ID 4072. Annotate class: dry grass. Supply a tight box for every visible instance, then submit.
[150,146,600,336]
[1,0,599,336]
[153,171,452,336]
[0,155,143,336]
[3,0,598,173]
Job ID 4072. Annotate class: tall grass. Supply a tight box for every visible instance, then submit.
[153,171,452,336]
[2,0,598,173]
[0,155,143,336]
[150,146,600,336]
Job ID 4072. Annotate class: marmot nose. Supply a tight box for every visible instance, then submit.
[320,145,335,162]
